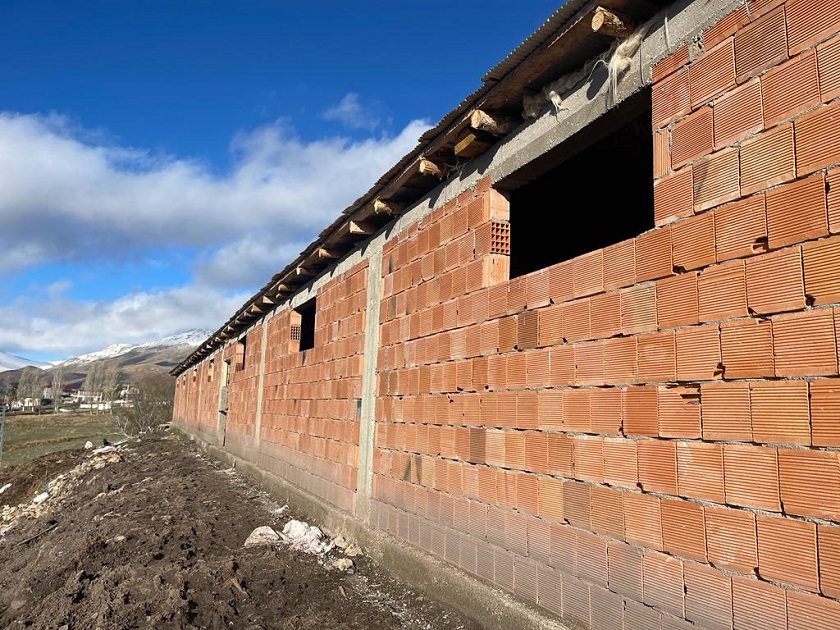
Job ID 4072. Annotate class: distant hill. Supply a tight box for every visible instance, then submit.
[0,351,52,373]
[0,329,211,392]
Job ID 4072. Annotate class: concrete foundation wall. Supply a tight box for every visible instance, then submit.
[174,0,840,626]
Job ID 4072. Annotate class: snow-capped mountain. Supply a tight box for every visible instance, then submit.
[0,351,52,373]
[60,329,212,366]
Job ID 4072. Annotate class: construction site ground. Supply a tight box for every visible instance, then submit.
[0,432,482,629]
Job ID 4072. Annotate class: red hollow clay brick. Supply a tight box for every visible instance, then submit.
[690,39,736,107]
[639,331,679,386]
[804,234,840,304]
[756,514,819,590]
[693,147,740,212]
[745,247,805,315]
[713,194,768,262]
[590,291,622,340]
[654,128,671,180]
[672,212,716,272]
[765,172,828,249]
[750,379,811,445]
[564,388,592,432]
[547,260,574,304]
[675,324,722,381]
[654,167,694,226]
[573,435,604,483]
[698,259,749,322]
[637,439,678,494]
[818,34,840,101]
[603,437,638,489]
[654,67,692,128]
[575,342,605,386]
[778,449,840,521]
[734,7,789,82]
[705,505,758,573]
[603,239,636,290]
[672,107,715,168]
[787,589,840,629]
[786,0,840,55]
[714,78,764,149]
[771,308,838,377]
[624,492,663,549]
[683,563,733,629]
[701,381,752,441]
[661,498,707,562]
[563,299,591,342]
[642,551,685,618]
[590,388,622,434]
[621,285,658,335]
[719,318,775,378]
[608,541,644,600]
[676,440,726,504]
[576,530,609,587]
[658,386,702,438]
[659,273,700,330]
[810,378,840,446]
[636,227,674,283]
[732,577,787,630]
[573,249,603,299]
[763,50,821,127]
[623,386,659,437]
[723,443,781,511]
[819,524,840,598]
[739,123,796,196]
[590,485,625,541]
[653,44,690,82]
[706,7,750,49]
[795,100,840,176]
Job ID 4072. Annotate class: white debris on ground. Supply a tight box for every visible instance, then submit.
[84,441,93,449]
[331,557,354,571]
[0,447,123,539]
[242,519,363,571]
[282,519,333,555]
[243,525,281,548]
[0,484,10,495]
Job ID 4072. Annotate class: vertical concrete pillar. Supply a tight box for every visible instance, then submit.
[355,246,383,522]
[253,319,269,450]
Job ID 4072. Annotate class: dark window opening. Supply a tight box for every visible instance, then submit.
[236,337,247,370]
[296,298,316,351]
[505,88,654,279]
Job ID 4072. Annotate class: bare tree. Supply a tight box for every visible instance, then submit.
[101,365,123,408]
[52,364,65,412]
[113,374,175,436]
[17,367,42,410]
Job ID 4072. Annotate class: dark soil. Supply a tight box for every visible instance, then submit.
[0,434,482,629]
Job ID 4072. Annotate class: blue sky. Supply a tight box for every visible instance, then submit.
[0,1,559,361]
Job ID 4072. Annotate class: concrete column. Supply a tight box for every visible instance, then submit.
[355,246,383,522]
[253,319,269,450]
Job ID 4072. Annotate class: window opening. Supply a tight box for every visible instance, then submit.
[296,297,317,351]
[505,88,654,279]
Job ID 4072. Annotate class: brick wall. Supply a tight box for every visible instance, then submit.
[225,322,264,451]
[257,261,368,514]
[370,0,840,625]
[173,0,840,625]
[173,354,220,444]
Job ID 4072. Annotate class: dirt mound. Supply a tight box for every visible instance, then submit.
[0,435,480,629]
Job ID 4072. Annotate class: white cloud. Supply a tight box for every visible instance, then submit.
[323,93,382,131]
[0,284,249,357]
[0,112,428,276]
[193,237,309,289]
[0,111,432,356]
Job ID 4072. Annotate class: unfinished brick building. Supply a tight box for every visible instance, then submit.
[172,0,840,626]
